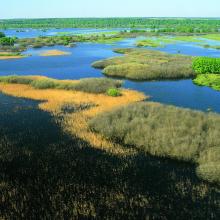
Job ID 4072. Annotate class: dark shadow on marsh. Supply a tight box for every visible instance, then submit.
[0,93,219,219]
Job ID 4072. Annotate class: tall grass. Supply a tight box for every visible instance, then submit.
[92,48,195,80]
[72,78,122,94]
[0,88,219,219]
[89,102,220,183]
[0,75,34,84]
[0,75,122,94]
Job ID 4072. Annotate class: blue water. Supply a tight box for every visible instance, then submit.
[0,30,220,113]
[125,80,220,112]
[154,43,220,57]
[0,44,118,79]
[1,28,131,39]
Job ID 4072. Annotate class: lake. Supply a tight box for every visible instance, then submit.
[0,29,220,113]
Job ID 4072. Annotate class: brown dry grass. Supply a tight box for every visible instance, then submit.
[0,82,146,155]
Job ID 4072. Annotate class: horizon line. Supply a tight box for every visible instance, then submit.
[1,16,220,20]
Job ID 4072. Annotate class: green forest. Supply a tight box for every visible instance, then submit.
[1,18,220,33]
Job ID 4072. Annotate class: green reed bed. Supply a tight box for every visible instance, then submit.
[92,48,195,80]
[89,102,220,184]
[0,75,122,94]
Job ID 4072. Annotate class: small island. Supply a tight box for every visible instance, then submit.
[40,49,71,56]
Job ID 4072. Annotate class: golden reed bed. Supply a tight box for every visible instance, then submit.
[0,80,146,155]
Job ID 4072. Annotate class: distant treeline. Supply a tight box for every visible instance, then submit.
[0,18,220,33]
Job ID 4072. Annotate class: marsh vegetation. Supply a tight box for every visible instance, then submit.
[0,75,122,94]
[92,48,195,80]
[0,34,123,55]
[89,102,220,183]
[0,80,219,219]
[1,18,220,219]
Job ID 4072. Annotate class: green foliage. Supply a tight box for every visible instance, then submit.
[89,102,220,183]
[0,32,5,38]
[0,52,21,57]
[92,48,195,80]
[202,34,220,41]
[192,57,220,74]
[0,75,122,94]
[106,88,121,97]
[0,37,15,46]
[193,74,220,91]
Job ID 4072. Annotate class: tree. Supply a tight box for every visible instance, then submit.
[0,37,15,46]
[0,32,5,38]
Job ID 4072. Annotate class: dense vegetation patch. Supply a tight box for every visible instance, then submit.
[193,57,220,74]
[92,48,195,80]
[106,88,121,97]
[0,32,5,38]
[0,95,219,218]
[193,74,220,91]
[192,57,220,90]
[0,37,15,46]
[0,75,122,94]
[89,102,220,183]
[71,78,122,94]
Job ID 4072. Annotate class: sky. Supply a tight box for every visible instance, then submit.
[1,0,220,19]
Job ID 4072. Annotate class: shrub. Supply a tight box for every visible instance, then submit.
[192,57,220,74]
[0,37,15,46]
[72,78,122,94]
[106,88,121,97]
[31,79,59,89]
[0,75,33,84]
[193,74,220,91]
[89,102,220,183]
[0,32,5,38]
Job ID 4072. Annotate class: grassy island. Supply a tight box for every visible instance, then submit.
[40,49,71,56]
[92,48,195,80]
